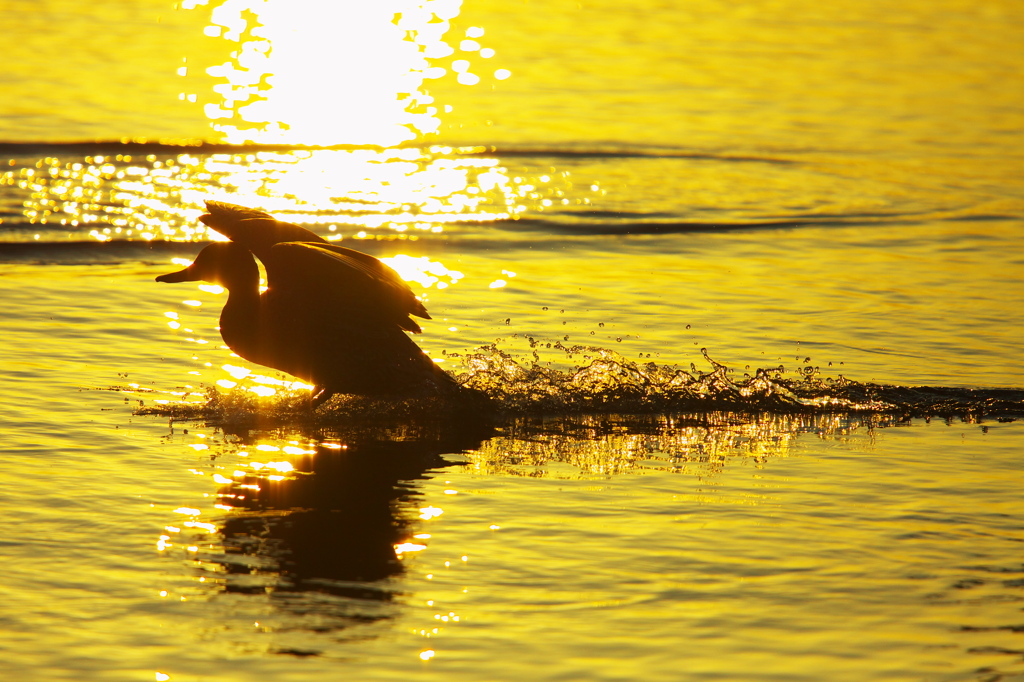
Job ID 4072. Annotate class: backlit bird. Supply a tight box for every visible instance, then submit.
[156,202,460,405]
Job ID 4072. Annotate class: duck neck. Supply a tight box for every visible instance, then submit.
[218,284,262,352]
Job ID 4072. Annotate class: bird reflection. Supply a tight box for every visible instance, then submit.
[214,427,487,607]
[156,201,465,406]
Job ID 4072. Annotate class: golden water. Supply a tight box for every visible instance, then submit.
[0,0,1022,680]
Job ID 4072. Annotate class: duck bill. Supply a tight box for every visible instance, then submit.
[155,266,198,283]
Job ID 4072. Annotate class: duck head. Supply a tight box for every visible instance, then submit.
[156,242,259,289]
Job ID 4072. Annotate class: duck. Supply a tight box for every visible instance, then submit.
[156,201,461,405]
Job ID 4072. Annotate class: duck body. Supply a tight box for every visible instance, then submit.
[157,204,461,403]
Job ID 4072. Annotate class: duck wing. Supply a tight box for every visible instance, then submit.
[267,241,431,334]
[259,298,456,398]
[200,201,327,261]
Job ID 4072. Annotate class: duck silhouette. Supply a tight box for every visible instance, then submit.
[156,201,461,406]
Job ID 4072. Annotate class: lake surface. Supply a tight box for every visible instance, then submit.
[1,1,1022,680]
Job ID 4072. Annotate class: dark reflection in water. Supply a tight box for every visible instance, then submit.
[192,423,491,645]
[163,402,1017,660]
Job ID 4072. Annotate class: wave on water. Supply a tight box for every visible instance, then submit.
[3,139,1017,248]
[497,215,921,236]
[0,239,206,264]
[134,345,1024,433]
[0,139,793,162]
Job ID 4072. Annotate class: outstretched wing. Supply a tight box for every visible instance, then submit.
[268,241,430,334]
[199,201,327,260]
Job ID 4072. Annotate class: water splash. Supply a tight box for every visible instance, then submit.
[136,341,1024,428]
[448,341,894,415]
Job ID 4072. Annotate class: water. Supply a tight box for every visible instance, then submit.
[1,0,1022,680]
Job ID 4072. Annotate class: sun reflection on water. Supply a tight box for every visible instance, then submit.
[465,413,813,478]
[0,0,567,244]
[2,146,557,242]
[187,0,476,146]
